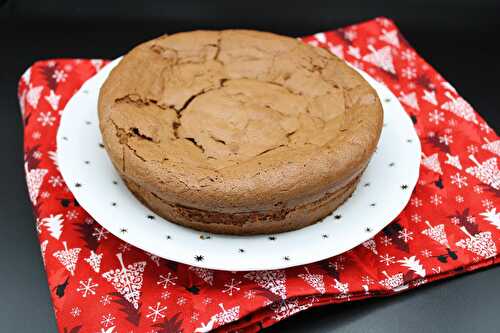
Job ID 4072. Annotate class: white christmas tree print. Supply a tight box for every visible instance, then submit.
[214,303,240,326]
[40,239,48,266]
[362,45,396,74]
[378,271,405,291]
[480,208,500,230]
[399,91,419,111]
[421,152,443,174]
[24,162,48,205]
[22,68,31,85]
[421,221,450,248]
[441,91,478,124]
[313,32,326,43]
[102,253,146,309]
[422,90,437,105]
[362,238,378,255]
[188,266,214,286]
[271,298,311,321]
[327,43,344,58]
[456,226,497,259]
[53,241,81,276]
[332,279,349,298]
[481,138,500,157]
[465,155,500,190]
[195,315,218,333]
[48,151,58,170]
[298,267,326,294]
[91,59,104,71]
[84,250,103,273]
[42,214,64,240]
[244,270,287,299]
[44,90,61,111]
[397,256,426,277]
[27,84,43,109]
[379,29,400,47]
[445,153,462,170]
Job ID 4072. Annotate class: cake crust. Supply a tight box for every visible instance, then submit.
[98,30,383,234]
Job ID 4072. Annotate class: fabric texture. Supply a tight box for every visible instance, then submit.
[18,17,499,333]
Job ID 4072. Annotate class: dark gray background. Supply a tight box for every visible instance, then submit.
[0,0,499,332]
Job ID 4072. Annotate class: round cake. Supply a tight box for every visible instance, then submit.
[98,30,383,235]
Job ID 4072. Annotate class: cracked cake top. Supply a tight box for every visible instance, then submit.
[98,30,383,210]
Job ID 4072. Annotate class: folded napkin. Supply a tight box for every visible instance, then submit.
[18,17,500,333]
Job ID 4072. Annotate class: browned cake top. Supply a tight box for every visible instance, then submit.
[98,30,383,211]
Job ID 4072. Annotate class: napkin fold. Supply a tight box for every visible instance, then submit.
[18,17,499,333]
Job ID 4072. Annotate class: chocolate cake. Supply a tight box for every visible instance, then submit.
[98,30,383,234]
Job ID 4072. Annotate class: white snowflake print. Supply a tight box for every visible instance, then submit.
[70,307,81,317]
[402,67,417,79]
[101,314,115,328]
[244,290,257,299]
[146,302,167,323]
[466,215,476,224]
[411,213,421,223]
[344,29,357,41]
[380,235,392,246]
[445,154,462,170]
[455,195,464,203]
[32,150,42,159]
[118,243,131,252]
[157,272,178,289]
[92,227,109,241]
[40,191,50,199]
[48,175,63,187]
[480,122,492,133]
[84,217,94,225]
[328,260,344,271]
[428,110,445,125]
[77,278,98,298]
[347,45,361,59]
[37,111,56,127]
[450,173,468,188]
[379,253,396,266]
[467,145,479,154]
[401,49,416,61]
[52,69,68,83]
[361,275,375,285]
[100,295,112,306]
[430,194,443,206]
[222,278,242,296]
[451,217,460,225]
[66,210,79,220]
[202,297,212,305]
[32,131,41,140]
[482,199,494,210]
[421,249,433,258]
[177,296,187,306]
[191,312,200,323]
[411,197,423,207]
[160,291,171,300]
[439,134,453,145]
[398,228,414,242]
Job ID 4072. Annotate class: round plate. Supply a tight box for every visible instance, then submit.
[57,58,421,271]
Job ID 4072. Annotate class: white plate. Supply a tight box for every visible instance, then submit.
[57,58,421,271]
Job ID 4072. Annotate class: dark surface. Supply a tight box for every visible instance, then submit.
[1,1,499,332]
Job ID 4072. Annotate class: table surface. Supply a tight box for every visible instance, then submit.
[0,17,499,333]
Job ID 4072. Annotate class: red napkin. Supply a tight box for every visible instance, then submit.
[19,17,500,333]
